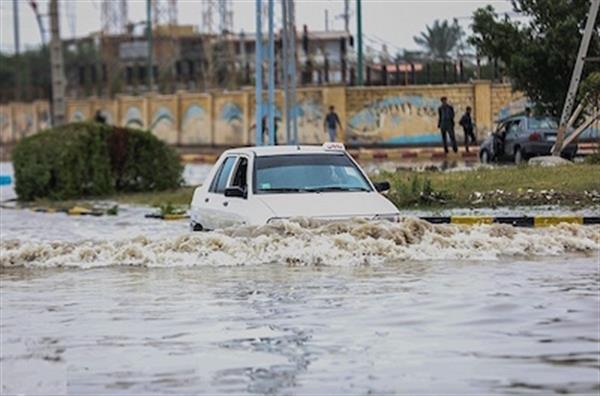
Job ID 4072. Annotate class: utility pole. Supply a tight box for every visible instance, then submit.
[288,0,298,143]
[267,0,275,145]
[147,0,154,89]
[49,0,65,126]
[255,0,264,145]
[344,0,350,32]
[553,0,599,156]
[282,0,291,143]
[356,0,363,85]
[13,0,21,101]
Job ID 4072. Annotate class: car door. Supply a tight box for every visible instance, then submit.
[218,155,254,228]
[201,155,237,230]
[504,120,523,157]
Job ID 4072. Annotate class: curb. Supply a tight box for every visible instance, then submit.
[145,213,190,220]
[419,216,599,227]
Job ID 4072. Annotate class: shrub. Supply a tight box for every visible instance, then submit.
[13,122,183,201]
[380,172,451,207]
[584,151,600,165]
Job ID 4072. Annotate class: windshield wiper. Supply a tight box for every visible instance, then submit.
[260,187,305,193]
[305,186,370,192]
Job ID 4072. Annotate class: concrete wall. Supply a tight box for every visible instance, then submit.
[0,81,526,146]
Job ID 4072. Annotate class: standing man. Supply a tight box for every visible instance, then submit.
[438,97,457,154]
[324,105,343,142]
[459,106,477,152]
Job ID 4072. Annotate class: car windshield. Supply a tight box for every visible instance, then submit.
[527,116,558,129]
[254,154,372,194]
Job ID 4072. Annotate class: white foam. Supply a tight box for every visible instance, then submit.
[1,218,598,268]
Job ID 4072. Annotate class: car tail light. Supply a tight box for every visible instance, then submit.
[529,132,541,141]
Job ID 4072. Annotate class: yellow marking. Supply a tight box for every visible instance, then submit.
[162,214,188,221]
[451,216,494,225]
[534,216,583,227]
[67,206,91,216]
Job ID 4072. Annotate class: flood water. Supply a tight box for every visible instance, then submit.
[1,162,600,394]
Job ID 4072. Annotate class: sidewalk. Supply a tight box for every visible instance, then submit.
[179,146,481,164]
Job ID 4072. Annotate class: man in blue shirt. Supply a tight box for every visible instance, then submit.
[324,106,343,142]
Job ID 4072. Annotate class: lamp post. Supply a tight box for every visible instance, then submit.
[356,0,363,85]
[255,0,264,145]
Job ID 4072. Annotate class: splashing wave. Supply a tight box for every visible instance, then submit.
[1,218,598,268]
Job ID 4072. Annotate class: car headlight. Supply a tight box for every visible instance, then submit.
[373,213,401,222]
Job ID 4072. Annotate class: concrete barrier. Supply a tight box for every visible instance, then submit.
[419,216,599,228]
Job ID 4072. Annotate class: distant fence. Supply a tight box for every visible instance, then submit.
[1,81,525,147]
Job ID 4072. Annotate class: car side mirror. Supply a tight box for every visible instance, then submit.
[373,181,390,192]
[225,186,247,199]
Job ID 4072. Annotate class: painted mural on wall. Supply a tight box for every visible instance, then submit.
[181,104,211,144]
[294,94,325,144]
[36,105,50,131]
[215,101,244,145]
[249,105,285,145]
[495,97,532,122]
[123,106,144,129]
[13,106,35,140]
[71,109,86,122]
[150,106,177,144]
[347,95,442,145]
[0,107,11,143]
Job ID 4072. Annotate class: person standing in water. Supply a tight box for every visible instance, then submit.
[323,105,343,142]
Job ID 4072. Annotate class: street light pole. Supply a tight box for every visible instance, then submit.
[255,0,264,145]
[49,0,65,126]
[267,0,275,145]
[147,0,153,89]
[356,0,363,86]
[13,0,21,101]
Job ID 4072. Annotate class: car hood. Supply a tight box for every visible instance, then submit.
[255,192,399,219]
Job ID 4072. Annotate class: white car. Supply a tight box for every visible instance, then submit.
[189,143,399,230]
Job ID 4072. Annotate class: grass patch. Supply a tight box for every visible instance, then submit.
[22,187,195,212]
[19,164,600,212]
[376,164,600,208]
[112,187,194,207]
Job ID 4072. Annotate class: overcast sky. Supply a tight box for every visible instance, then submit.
[0,0,512,54]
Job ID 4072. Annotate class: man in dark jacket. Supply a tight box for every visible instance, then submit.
[438,97,457,154]
[459,106,477,152]
[324,105,343,142]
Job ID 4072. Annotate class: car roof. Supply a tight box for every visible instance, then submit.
[222,145,346,157]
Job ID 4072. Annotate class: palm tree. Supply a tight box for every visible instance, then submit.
[413,19,464,60]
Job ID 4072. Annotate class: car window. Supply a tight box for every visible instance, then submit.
[209,156,237,194]
[254,154,372,194]
[231,157,248,189]
[507,120,522,136]
[527,117,558,129]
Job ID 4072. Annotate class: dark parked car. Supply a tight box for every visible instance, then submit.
[479,115,578,164]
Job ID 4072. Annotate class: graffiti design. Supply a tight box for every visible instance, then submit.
[0,110,10,143]
[71,110,85,122]
[124,106,144,128]
[496,97,532,121]
[150,106,177,144]
[181,104,210,144]
[347,95,442,145]
[215,102,244,145]
[294,98,324,144]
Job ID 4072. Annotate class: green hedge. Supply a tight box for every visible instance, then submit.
[13,122,183,201]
